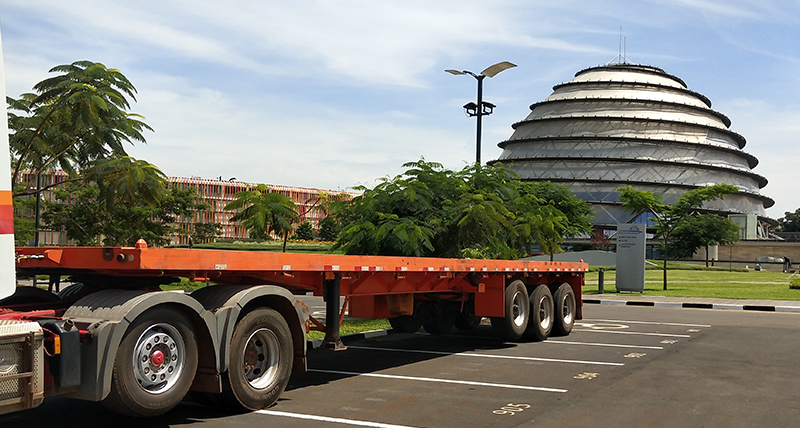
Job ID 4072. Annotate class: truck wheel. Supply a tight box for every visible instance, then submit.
[552,284,576,336]
[222,308,293,410]
[526,284,554,341]
[0,286,60,305]
[454,313,482,331]
[490,280,529,341]
[57,282,85,300]
[388,313,424,333]
[103,307,198,417]
[423,312,457,335]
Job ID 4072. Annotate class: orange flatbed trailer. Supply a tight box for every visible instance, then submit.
[4,243,587,417]
[14,242,587,322]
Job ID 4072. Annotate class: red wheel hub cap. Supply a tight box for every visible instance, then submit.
[151,350,165,366]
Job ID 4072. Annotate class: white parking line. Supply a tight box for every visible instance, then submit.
[545,340,664,350]
[574,329,691,338]
[583,318,711,328]
[346,345,624,366]
[257,409,422,428]
[309,369,568,393]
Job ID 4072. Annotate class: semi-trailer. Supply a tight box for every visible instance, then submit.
[0,21,586,418]
[1,243,585,416]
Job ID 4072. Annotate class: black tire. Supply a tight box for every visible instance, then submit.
[221,308,293,410]
[423,312,457,335]
[0,286,60,306]
[103,307,198,417]
[552,284,576,336]
[454,312,482,331]
[388,312,424,333]
[57,283,85,300]
[490,280,530,341]
[525,284,554,341]
[190,391,225,408]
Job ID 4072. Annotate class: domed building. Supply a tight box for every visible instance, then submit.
[493,62,774,239]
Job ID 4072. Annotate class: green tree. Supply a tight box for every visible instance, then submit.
[191,222,222,245]
[525,182,594,238]
[8,61,165,243]
[292,221,316,241]
[42,183,207,246]
[12,194,36,246]
[618,183,738,290]
[671,214,740,266]
[777,209,800,232]
[318,216,341,242]
[224,184,298,251]
[9,60,154,194]
[333,160,592,259]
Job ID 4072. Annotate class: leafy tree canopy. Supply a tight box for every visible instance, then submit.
[191,222,222,245]
[317,216,341,242]
[42,183,208,247]
[332,160,593,259]
[8,60,160,199]
[224,184,299,244]
[292,221,316,241]
[776,208,800,232]
[671,214,740,260]
[618,183,739,289]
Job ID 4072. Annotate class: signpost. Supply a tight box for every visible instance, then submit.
[616,223,646,292]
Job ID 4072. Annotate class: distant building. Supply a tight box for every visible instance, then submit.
[16,170,356,246]
[493,62,775,239]
[167,177,356,245]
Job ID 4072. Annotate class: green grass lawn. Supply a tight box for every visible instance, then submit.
[584,267,800,300]
[306,318,391,340]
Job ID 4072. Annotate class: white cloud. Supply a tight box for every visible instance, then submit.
[5,0,800,222]
[717,98,800,218]
[666,0,764,19]
[4,0,609,87]
[126,76,473,191]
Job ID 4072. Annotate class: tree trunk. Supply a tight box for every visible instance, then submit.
[282,231,289,252]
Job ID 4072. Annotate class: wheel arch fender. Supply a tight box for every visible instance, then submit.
[190,285,308,375]
[63,289,217,402]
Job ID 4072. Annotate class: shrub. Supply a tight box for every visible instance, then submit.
[293,221,316,241]
[790,278,800,290]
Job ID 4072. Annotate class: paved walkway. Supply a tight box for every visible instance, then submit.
[583,293,800,313]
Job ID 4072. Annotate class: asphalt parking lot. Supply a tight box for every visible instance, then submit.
[3,303,799,428]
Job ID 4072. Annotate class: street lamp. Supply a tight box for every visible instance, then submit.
[446,61,516,164]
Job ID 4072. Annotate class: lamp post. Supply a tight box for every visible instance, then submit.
[446,61,516,164]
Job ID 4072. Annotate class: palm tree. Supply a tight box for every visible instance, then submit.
[9,60,153,193]
[88,156,167,207]
[224,184,298,251]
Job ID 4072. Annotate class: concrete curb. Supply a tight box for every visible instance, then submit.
[583,298,800,313]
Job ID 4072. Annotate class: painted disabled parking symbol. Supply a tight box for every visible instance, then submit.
[575,322,630,330]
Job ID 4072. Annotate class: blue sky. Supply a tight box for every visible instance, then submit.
[1,1,799,219]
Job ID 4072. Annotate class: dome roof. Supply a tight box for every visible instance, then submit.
[493,63,774,232]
